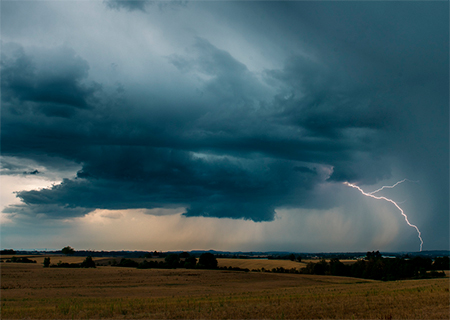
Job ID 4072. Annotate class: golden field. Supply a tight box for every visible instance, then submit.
[1,262,449,319]
[0,255,352,270]
[217,258,307,270]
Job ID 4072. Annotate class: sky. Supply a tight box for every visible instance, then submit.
[1,0,448,253]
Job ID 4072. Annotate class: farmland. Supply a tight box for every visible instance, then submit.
[1,260,449,319]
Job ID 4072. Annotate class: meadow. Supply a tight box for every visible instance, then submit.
[1,259,449,319]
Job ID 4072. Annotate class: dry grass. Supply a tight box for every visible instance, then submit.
[0,255,106,265]
[1,262,449,319]
[217,258,307,270]
[216,258,358,270]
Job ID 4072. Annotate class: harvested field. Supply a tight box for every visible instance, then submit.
[217,258,306,270]
[1,263,449,319]
[0,255,163,266]
[0,255,106,265]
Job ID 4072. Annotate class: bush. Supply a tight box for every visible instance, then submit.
[117,258,139,268]
[10,256,36,263]
[51,261,80,268]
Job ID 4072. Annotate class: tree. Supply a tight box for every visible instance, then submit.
[433,256,450,270]
[81,256,96,268]
[61,246,75,255]
[288,254,296,261]
[366,251,381,261]
[0,249,16,255]
[184,256,197,269]
[165,254,180,268]
[329,258,348,276]
[43,257,51,268]
[313,259,329,275]
[297,256,302,263]
[179,252,190,259]
[198,253,218,269]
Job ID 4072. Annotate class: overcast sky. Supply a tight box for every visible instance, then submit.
[1,0,448,252]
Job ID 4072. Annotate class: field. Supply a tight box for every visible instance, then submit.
[1,261,449,319]
[0,255,354,270]
[217,258,307,270]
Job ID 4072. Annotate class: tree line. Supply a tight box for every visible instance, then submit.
[43,256,96,268]
[114,252,218,270]
[300,251,448,281]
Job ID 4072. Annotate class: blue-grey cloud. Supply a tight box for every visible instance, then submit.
[1,43,100,118]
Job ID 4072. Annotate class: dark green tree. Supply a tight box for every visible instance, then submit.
[366,251,381,260]
[329,258,348,276]
[179,252,190,259]
[81,256,96,268]
[0,249,16,255]
[198,253,218,269]
[313,259,329,275]
[61,246,75,255]
[432,256,450,270]
[43,257,51,267]
[165,254,180,268]
[184,256,197,269]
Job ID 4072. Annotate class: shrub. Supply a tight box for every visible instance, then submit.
[10,256,36,263]
[117,258,139,268]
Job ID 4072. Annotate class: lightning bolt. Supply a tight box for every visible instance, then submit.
[344,181,423,251]
[368,179,418,195]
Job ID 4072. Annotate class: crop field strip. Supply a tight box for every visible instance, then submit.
[1,263,449,319]
[0,255,350,269]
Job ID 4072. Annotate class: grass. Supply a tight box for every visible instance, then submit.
[0,254,107,265]
[217,258,307,270]
[1,262,449,319]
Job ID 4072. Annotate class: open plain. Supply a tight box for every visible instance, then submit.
[1,261,449,319]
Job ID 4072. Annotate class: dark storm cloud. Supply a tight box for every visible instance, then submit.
[1,43,100,118]
[11,146,321,221]
[1,1,448,233]
[1,37,384,220]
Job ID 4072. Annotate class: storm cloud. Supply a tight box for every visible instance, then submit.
[1,1,448,249]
